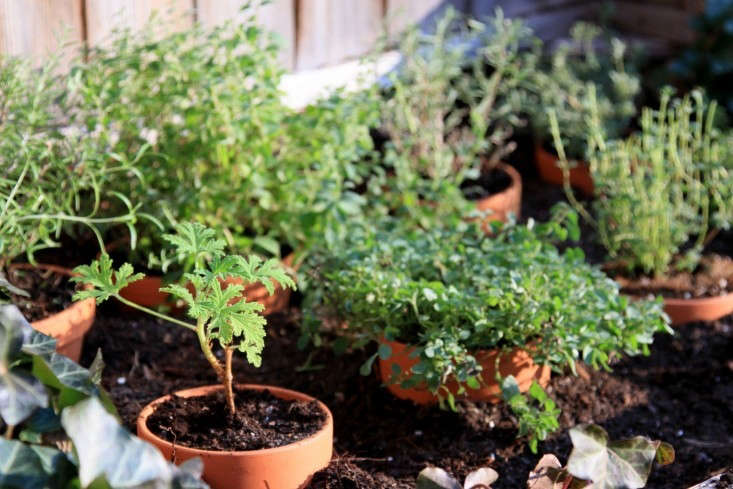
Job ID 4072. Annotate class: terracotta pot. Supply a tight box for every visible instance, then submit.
[473,163,522,232]
[119,254,296,316]
[663,292,733,325]
[137,384,333,489]
[378,339,550,404]
[534,145,594,196]
[10,264,96,362]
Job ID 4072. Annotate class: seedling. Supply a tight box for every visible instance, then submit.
[73,223,295,415]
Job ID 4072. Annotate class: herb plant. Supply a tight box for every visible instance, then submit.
[0,55,144,267]
[501,376,560,453]
[525,22,640,159]
[550,88,733,275]
[73,223,295,415]
[0,304,208,489]
[376,8,534,226]
[301,216,670,408]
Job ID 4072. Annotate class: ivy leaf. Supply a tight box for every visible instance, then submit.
[71,254,144,304]
[416,467,462,489]
[567,424,664,489]
[0,439,75,489]
[463,467,499,489]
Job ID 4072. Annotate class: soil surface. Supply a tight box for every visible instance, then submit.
[5,266,77,321]
[82,302,733,489]
[146,387,326,451]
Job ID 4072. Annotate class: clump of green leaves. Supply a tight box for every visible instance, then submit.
[73,222,295,415]
[0,304,208,489]
[301,216,670,425]
[501,376,560,453]
[525,22,641,159]
[375,8,534,226]
[0,54,143,267]
[551,88,733,275]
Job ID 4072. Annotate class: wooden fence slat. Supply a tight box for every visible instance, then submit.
[85,0,194,47]
[0,0,83,68]
[386,0,468,37]
[196,0,295,70]
[296,0,383,71]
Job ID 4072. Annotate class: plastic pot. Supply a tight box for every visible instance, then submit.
[378,339,550,404]
[137,384,333,489]
[119,254,296,316]
[663,293,733,325]
[11,264,96,362]
[473,163,522,231]
[534,145,594,196]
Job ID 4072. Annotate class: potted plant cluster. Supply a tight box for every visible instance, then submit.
[523,21,641,195]
[551,88,733,324]
[72,223,331,489]
[373,9,535,231]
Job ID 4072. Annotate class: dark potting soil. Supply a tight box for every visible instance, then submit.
[146,387,326,451]
[82,301,733,489]
[5,266,77,321]
[460,166,512,201]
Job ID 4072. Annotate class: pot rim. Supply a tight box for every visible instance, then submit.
[137,383,333,457]
[473,162,521,201]
[662,290,733,307]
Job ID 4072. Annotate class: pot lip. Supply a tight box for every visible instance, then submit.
[534,143,587,164]
[662,290,733,307]
[470,162,521,203]
[378,337,536,357]
[137,383,333,457]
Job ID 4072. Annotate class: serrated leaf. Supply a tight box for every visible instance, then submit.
[71,255,144,304]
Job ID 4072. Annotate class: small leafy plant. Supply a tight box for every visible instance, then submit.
[501,376,560,453]
[0,304,208,489]
[525,22,640,160]
[73,222,295,415]
[375,8,534,226]
[551,88,732,275]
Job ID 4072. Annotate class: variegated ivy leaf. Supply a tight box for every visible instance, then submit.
[567,424,672,489]
[0,439,74,489]
[417,466,498,489]
[71,254,144,303]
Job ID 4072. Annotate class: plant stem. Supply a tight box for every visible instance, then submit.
[113,295,197,332]
[194,319,236,415]
[223,347,236,415]
[4,424,14,439]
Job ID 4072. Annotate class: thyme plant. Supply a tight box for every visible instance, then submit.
[0,56,143,266]
[551,88,733,275]
[73,223,295,415]
[377,8,535,225]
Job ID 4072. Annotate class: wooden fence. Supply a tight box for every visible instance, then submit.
[0,0,704,73]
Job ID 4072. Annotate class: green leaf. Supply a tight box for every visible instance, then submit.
[0,439,75,489]
[71,255,144,304]
[360,352,378,376]
[162,222,225,263]
[567,424,665,489]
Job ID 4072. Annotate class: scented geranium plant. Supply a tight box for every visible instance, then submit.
[375,8,535,226]
[0,55,144,267]
[524,21,641,160]
[71,9,378,266]
[72,223,295,415]
[301,216,670,439]
[550,88,733,276]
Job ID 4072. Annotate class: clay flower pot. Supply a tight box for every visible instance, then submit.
[378,339,550,404]
[534,145,594,196]
[137,384,333,489]
[11,264,96,362]
[473,163,522,231]
[663,293,733,325]
[119,254,296,316]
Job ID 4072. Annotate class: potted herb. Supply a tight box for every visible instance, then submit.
[551,88,733,324]
[375,9,534,231]
[301,216,669,424]
[73,14,378,314]
[0,303,208,489]
[0,55,143,361]
[73,223,332,489]
[525,22,641,195]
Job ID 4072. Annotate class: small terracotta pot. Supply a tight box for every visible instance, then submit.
[10,264,96,362]
[534,145,594,196]
[137,384,333,489]
[119,254,296,316]
[378,339,550,404]
[473,163,522,232]
[663,293,733,325]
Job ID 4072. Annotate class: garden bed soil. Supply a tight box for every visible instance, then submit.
[83,302,732,489]
[146,387,325,451]
[616,255,733,299]
[460,166,512,201]
[6,266,76,321]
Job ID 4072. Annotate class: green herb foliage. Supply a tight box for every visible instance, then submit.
[501,376,560,453]
[551,88,733,275]
[302,216,670,406]
[0,304,208,489]
[73,222,295,415]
